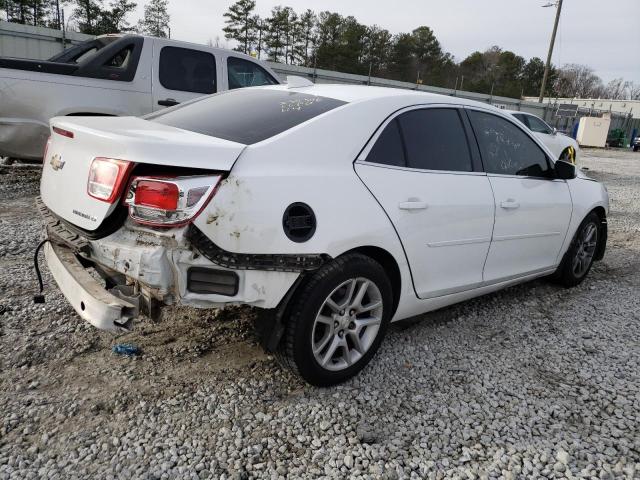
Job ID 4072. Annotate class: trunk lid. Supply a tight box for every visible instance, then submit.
[40,116,245,231]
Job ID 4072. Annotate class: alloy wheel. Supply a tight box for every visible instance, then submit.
[572,221,598,277]
[311,277,383,371]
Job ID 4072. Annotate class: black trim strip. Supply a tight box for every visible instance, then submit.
[36,197,91,254]
[186,225,330,272]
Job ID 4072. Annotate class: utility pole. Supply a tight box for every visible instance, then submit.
[55,0,61,29]
[538,0,563,103]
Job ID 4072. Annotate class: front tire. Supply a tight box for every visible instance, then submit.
[276,253,393,386]
[554,212,600,287]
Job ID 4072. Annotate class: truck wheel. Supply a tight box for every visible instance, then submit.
[276,253,393,386]
[554,212,600,287]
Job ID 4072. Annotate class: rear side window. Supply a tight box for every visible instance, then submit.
[366,119,405,167]
[468,110,551,177]
[159,47,217,94]
[148,89,347,144]
[398,109,473,172]
[227,57,278,89]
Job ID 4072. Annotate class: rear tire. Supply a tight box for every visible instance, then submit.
[276,253,393,386]
[554,212,600,287]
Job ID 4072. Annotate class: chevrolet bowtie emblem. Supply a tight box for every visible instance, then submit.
[50,154,65,171]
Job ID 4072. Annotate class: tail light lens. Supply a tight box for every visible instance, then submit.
[126,175,222,227]
[52,126,74,138]
[87,157,133,203]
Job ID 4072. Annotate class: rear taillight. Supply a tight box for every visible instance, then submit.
[87,157,133,203]
[126,175,222,227]
[52,126,74,138]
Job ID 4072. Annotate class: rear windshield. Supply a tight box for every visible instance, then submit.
[147,89,347,144]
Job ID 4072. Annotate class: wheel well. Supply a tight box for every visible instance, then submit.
[344,246,401,317]
[590,206,607,261]
[591,206,606,220]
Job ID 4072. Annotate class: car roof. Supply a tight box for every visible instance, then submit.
[505,110,535,116]
[261,83,505,111]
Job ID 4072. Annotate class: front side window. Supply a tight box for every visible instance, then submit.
[397,108,473,172]
[159,46,217,94]
[365,119,405,167]
[526,115,554,134]
[227,57,278,89]
[468,110,551,177]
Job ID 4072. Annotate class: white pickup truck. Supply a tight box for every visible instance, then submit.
[0,34,281,161]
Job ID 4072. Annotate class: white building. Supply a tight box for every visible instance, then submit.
[525,97,640,119]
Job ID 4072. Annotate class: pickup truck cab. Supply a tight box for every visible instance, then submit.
[0,34,281,160]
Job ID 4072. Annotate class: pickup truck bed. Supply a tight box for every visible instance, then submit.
[0,58,79,75]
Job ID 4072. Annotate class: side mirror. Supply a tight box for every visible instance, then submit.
[555,160,576,180]
[552,127,558,135]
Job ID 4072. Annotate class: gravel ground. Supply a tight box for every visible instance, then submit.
[0,149,639,480]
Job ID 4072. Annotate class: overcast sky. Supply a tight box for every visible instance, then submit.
[131,0,639,83]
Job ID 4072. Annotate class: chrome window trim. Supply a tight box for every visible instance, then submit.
[487,172,565,182]
[354,160,487,177]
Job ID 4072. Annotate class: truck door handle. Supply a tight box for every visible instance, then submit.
[500,199,520,209]
[158,98,180,107]
[398,200,428,211]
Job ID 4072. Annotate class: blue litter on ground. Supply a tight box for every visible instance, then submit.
[112,343,141,356]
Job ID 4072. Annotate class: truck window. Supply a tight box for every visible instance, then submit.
[105,46,132,68]
[159,47,217,94]
[227,57,278,89]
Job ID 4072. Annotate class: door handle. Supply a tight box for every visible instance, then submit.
[158,98,180,107]
[398,200,428,211]
[500,199,520,209]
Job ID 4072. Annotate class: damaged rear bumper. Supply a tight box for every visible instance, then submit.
[44,241,138,332]
[37,198,313,332]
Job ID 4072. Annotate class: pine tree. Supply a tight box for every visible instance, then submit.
[222,0,257,55]
[264,5,288,63]
[98,0,137,33]
[73,0,104,34]
[297,9,316,66]
[137,0,170,38]
[6,0,51,26]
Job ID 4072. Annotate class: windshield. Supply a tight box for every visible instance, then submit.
[147,88,347,145]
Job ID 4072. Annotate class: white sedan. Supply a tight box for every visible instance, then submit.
[508,110,580,164]
[38,81,609,386]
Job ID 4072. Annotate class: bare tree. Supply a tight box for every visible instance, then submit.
[554,64,604,98]
[604,78,629,100]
